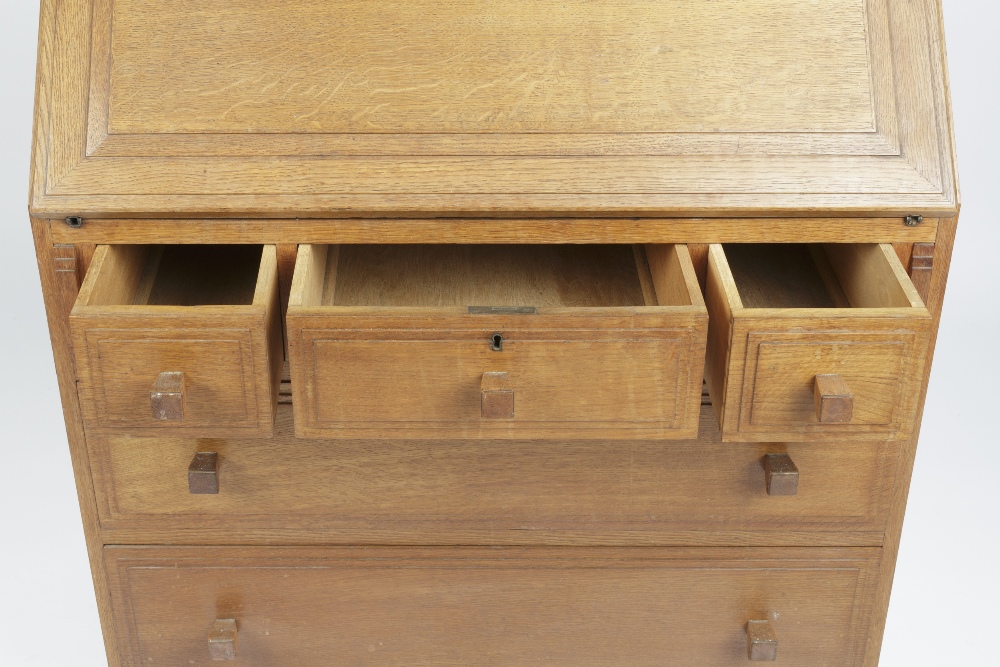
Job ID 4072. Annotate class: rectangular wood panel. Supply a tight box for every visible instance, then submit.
[705,243,933,442]
[30,0,957,216]
[108,0,874,134]
[90,405,897,545]
[105,546,881,667]
[70,245,283,437]
[287,244,707,439]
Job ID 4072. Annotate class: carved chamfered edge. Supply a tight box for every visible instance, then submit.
[28,0,957,218]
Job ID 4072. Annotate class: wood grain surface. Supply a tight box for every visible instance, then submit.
[287,244,706,439]
[705,243,932,442]
[108,0,873,135]
[69,245,283,437]
[47,217,941,245]
[28,0,957,217]
[31,219,124,665]
[25,1,961,665]
[105,546,881,667]
[88,404,897,546]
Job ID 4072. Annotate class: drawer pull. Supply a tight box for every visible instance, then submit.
[150,371,185,421]
[763,453,799,496]
[814,374,854,424]
[189,452,220,494]
[208,618,238,661]
[481,372,514,419]
[468,305,536,315]
[746,620,778,661]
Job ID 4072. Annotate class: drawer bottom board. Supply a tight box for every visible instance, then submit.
[106,546,880,666]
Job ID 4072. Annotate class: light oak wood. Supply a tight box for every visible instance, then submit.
[287,244,707,439]
[87,405,898,546]
[69,245,283,438]
[25,1,959,664]
[104,546,881,667]
[47,217,940,246]
[31,220,124,665]
[909,242,936,302]
[705,243,933,442]
[862,215,959,666]
[29,0,956,217]
[110,1,877,136]
[747,620,779,661]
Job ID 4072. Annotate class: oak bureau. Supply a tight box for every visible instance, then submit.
[29,1,958,665]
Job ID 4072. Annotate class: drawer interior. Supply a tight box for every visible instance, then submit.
[79,244,265,307]
[295,244,700,308]
[721,243,924,310]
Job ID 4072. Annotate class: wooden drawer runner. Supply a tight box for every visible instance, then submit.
[287,244,707,440]
[90,406,896,545]
[105,546,881,666]
[70,244,283,438]
[705,243,932,442]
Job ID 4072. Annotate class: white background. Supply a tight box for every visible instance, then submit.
[0,2,996,664]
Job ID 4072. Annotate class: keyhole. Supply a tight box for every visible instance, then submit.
[491,333,504,351]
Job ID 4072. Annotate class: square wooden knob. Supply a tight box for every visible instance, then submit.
[481,372,514,419]
[814,374,853,424]
[763,453,799,496]
[189,452,220,494]
[150,371,185,421]
[208,618,238,661]
[747,620,778,661]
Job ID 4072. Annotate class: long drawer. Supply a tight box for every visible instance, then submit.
[105,546,881,666]
[90,405,897,545]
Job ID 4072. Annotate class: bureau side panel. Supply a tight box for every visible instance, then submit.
[862,214,958,666]
[31,218,121,666]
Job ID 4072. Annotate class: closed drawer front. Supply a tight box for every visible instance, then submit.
[287,244,707,439]
[106,546,881,666]
[90,405,896,545]
[705,243,932,442]
[70,245,283,438]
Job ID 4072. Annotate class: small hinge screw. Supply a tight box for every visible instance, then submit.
[65,216,84,228]
[904,215,923,227]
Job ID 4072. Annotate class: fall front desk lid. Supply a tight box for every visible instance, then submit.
[30,0,957,218]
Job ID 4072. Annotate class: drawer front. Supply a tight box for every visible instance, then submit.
[106,546,880,666]
[91,406,896,545]
[82,329,259,428]
[287,243,707,440]
[292,322,704,439]
[719,318,929,442]
[70,245,283,438]
[737,329,925,438]
[705,244,932,442]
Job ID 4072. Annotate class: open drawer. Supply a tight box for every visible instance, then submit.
[705,243,932,442]
[70,245,283,438]
[287,244,707,439]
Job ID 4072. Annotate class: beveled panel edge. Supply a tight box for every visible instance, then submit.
[29,0,958,219]
[88,0,893,156]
